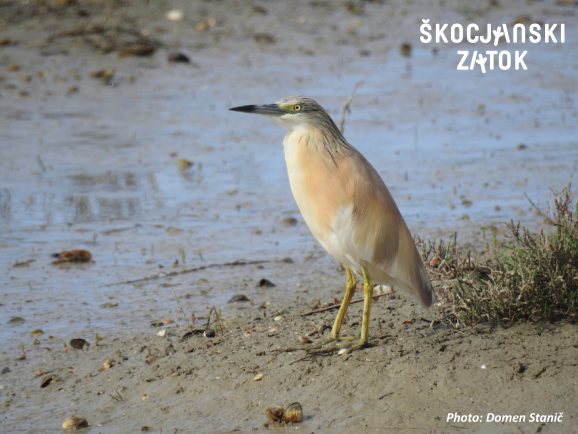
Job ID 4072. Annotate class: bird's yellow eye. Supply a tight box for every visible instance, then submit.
[293,104,301,112]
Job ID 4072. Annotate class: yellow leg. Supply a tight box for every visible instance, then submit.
[331,268,356,339]
[358,266,373,347]
[302,266,372,354]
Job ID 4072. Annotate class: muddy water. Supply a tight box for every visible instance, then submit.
[1,39,577,352]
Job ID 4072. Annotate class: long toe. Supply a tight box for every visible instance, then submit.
[272,336,336,353]
[305,338,369,354]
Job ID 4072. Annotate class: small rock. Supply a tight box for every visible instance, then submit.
[150,319,174,327]
[156,329,167,337]
[254,33,276,44]
[279,217,298,227]
[177,158,194,170]
[40,375,55,388]
[69,338,89,350]
[168,52,191,63]
[399,42,412,57]
[90,69,115,85]
[257,278,275,288]
[228,294,250,303]
[203,329,215,338]
[165,9,183,21]
[8,316,25,325]
[0,38,17,47]
[253,372,264,381]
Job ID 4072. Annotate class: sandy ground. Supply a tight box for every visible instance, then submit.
[1,0,577,433]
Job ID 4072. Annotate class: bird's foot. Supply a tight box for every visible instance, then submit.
[272,335,337,353]
[274,335,368,354]
[305,336,368,354]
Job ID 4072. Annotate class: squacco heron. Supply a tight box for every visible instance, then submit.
[230,96,433,352]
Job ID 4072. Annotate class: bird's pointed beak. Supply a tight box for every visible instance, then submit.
[229,103,285,117]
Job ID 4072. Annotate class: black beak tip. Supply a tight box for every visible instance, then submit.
[229,104,256,113]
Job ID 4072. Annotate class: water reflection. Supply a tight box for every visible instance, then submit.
[0,169,183,228]
[68,171,139,192]
[0,188,11,224]
[63,195,143,223]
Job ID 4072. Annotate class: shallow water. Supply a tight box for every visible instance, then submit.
[1,25,577,352]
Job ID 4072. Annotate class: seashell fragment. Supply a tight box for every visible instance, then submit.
[62,416,88,430]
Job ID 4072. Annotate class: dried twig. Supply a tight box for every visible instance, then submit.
[338,81,363,133]
[301,292,391,317]
[171,289,192,328]
[206,306,224,335]
[101,259,271,287]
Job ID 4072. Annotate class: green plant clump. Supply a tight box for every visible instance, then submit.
[454,187,578,325]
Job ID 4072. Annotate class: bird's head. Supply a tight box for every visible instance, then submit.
[230,96,332,131]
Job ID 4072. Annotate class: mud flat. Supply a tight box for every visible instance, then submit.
[1,1,577,432]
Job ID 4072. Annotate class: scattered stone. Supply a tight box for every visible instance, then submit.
[0,38,17,46]
[254,33,276,45]
[194,18,217,32]
[203,329,215,338]
[69,338,89,350]
[279,217,298,227]
[40,375,56,388]
[254,372,264,381]
[298,335,312,344]
[90,68,116,85]
[156,329,167,337]
[177,158,194,170]
[399,42,412,57]
[168,52,191,63]
[8,316,25,325]
[257,278,276,288]
[228,294,250,303]
[165,9,183,21]
[150,319,174,327]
